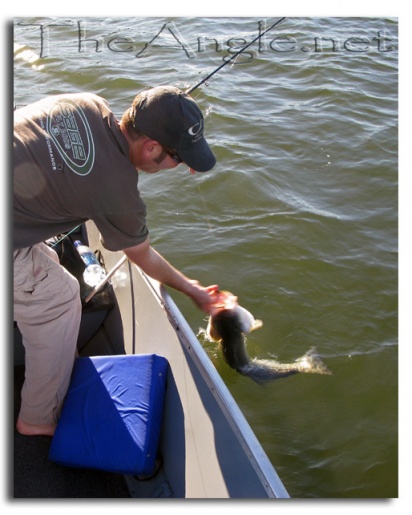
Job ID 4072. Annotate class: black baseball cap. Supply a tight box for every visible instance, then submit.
[131,86,216,172]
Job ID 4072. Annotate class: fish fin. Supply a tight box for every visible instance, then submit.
[206,318,222,342]
[295,347,333,375]
[250,319,263,332]
[235,306,263,333]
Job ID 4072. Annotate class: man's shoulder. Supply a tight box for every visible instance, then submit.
[53,92,110,110]
[16,93,111,120]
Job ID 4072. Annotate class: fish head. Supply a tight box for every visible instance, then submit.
[209,290,239,315]
[206,290,263,341]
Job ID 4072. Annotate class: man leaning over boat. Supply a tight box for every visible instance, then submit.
[13,86,218,437]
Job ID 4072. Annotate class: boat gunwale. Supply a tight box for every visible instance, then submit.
[135,265,290,499]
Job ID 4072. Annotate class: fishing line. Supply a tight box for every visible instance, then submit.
[197,182,213,232]
[128,259,137,354]
[49,225,82,247]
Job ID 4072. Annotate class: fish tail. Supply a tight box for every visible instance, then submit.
[237,347,332,383]
[295,347,333,375]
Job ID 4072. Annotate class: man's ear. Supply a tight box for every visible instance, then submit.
[141,138,156,155]
[142,139,163,159]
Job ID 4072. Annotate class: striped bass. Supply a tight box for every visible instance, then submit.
[206,291,332,383]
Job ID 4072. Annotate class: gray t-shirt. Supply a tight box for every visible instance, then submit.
[14,92,148,251]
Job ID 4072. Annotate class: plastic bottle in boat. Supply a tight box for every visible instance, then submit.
[73,240,106,287]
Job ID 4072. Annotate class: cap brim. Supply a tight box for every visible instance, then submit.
[179,137,216,173]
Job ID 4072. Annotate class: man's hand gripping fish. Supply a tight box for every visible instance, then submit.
[207,291,332,383]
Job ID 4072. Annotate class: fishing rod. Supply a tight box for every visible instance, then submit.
[186,17,286,94]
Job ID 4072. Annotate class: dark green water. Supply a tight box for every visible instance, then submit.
[14,17,398,498]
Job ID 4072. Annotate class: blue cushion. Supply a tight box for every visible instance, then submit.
[48,354,168,476]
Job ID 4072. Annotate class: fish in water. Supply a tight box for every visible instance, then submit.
[206,291,332,383]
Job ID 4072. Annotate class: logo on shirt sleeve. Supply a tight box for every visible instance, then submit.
[46,98,95,175]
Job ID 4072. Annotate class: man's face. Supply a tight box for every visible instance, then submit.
[139,150,181,174]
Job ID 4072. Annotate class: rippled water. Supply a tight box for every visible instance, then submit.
[14,17,398,498]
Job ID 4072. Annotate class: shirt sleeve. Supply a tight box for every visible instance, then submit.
[92,210,149,252]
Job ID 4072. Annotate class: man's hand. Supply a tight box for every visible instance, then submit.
[184,282,219,314]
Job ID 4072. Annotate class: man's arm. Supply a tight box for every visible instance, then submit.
[123,239,218,313]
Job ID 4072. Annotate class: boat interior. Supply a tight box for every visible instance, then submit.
[12,223,289,499]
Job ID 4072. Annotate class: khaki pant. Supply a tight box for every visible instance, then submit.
[14,243,82,425]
